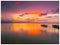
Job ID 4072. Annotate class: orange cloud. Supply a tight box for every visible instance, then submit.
[28,11,41,15]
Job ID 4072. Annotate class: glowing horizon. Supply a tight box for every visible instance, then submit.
[1,1,59,22]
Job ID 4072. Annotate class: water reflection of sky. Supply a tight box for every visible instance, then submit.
[13,23,42,35]
[1,23,59,44]
[12,23,59,34]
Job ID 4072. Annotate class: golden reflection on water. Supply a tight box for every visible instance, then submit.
[1,23,59,44]
[13,23,42,35]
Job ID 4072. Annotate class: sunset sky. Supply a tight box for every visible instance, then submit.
[1,1,59,22]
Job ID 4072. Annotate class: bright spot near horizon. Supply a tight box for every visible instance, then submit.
[28,11,41,15]
[13,11,41,21]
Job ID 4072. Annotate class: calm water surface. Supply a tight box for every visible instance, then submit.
[1,23,59,44]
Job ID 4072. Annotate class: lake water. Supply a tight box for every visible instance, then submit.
[1,23,59,44]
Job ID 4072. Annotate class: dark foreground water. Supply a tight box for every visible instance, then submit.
[1,23,59,44]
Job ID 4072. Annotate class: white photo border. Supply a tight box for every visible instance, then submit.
[0,0,59,45]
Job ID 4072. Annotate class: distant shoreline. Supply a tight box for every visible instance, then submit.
[1,22,59,24]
